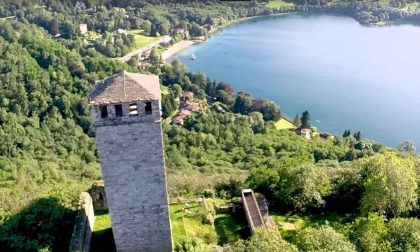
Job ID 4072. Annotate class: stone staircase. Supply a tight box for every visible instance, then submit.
[242,189,265,233]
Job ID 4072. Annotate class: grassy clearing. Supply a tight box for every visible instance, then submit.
[169,204,188,240]
[377,0,391,5]
[167,168,248,199]
[88,203,354,250]
[401,2,420,12]
[266,0,295,8]
[127,29,161,49]
[93,209,112,232]
[170,200,246,246]
[169,202,215,245]
[275,118,296,130]
[91,210,116,252]
[271,212,355,241]
[214,213,246,244]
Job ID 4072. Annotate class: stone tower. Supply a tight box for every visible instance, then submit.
[90,71,172,252]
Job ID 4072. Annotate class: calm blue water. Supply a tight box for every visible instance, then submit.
[176,14,420,148]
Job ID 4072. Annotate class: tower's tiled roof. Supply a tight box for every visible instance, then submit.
[90,71,161,105]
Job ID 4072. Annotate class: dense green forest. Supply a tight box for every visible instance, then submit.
[0,0,419,251]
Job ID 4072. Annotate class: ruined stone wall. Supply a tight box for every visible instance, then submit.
[94,107,172,252]
[88,181,108,211]
[69,192,94,252]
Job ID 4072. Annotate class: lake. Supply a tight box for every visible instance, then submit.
[175,14,420,148]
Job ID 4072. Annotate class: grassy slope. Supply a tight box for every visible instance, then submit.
[171,202,218,246]
[127,29,161,50]
[271,212,355,241]
[266,0,295,8]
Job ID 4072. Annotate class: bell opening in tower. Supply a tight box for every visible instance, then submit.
[100,106,108,118]
[145,102,152,115]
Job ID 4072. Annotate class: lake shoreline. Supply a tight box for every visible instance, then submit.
[175,14,420,148]
[162,40,198,63]
[162,11,406,65]
[161,13,296,64]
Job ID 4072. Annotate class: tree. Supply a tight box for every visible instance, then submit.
[215,177,243,199]
[247,166,280,198]
[127,56,139,67]
[224,228,298,252]
[361,154,418,216]
[343,130,351,137]
[260,101,281,121]
[246,228,298,252]
[349,214,391,252]
[293,113,301,127]
[61,22,75,39]
[232,91,253,115]
[387,218,420,252]
[48,18,60,35]
[141,20,152,34]
[216,90,235,106]
[353,131,361,141]
[249,112,265,133]
[172,84,183,98]
[157,22,169,36]
[162,92,177,118]
[397,140,416,153]
[217,82,234,95]
[174,236,205,252]
[327,170,363,213]
[150,24,158,37]
[277,165,330,211]
[149,47,160,65]
[300,110,311,128]
[297,225,357,252]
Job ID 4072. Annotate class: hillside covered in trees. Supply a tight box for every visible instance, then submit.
[0,0,419,251]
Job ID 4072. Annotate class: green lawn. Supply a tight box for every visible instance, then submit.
[93,209,112,232]
[266,0,295,8]
[271,212,355,241]
[214,213,246,244]
[378,0,391,5]
[127,29,161,50]
[88,205,355,250]
[169,202,215,245]
[275,118,296,130]
[91,210,116,252]
[169,203,189,242]
[169,201,245,246]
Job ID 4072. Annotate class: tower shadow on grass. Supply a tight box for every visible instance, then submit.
[90,227,116,252]
[0,197,76,251]
[90,209,116,252]
[214,211,250,246]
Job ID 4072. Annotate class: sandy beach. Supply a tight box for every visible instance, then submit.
[162,40,197,63]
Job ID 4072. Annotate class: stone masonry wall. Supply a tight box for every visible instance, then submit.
[88,181,108,211]
[69,192,94,252]
[94,111,172,251]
